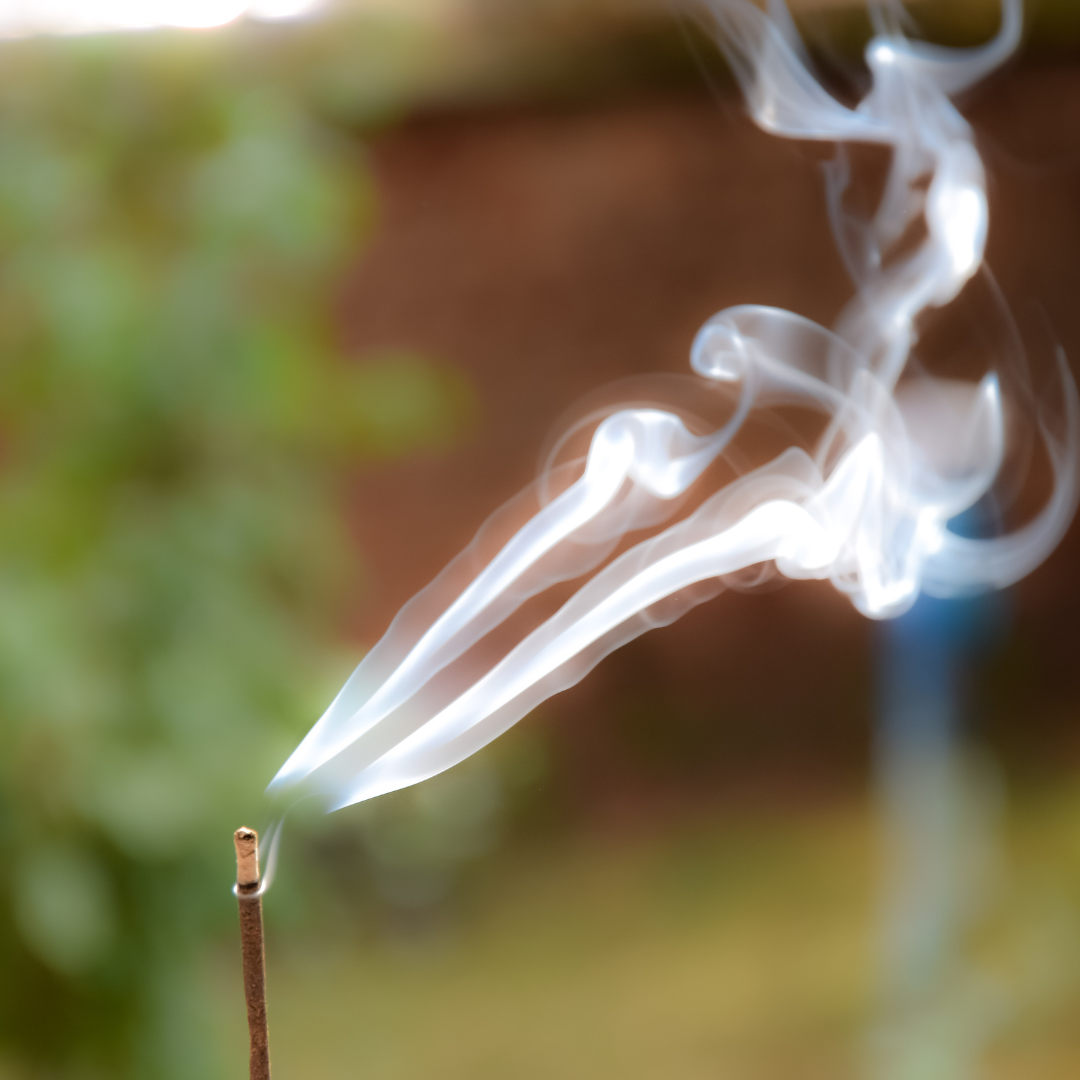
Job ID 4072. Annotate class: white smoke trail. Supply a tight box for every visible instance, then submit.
[269,0,1078,814]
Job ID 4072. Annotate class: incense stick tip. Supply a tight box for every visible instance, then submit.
[234,827,260,887]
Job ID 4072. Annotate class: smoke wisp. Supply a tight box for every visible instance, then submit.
[269,0,1077,815]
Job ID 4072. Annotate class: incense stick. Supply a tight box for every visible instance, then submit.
[234,827,271,1080]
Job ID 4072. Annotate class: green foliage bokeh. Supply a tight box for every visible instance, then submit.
[0,25,464,1079]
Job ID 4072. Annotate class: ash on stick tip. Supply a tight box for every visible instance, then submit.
[234,827,260,890]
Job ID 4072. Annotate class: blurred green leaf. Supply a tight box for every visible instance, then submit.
[14,844,116,976]
[0,22,472,1080]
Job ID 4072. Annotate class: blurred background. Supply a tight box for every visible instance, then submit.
[0,0,1079,1077]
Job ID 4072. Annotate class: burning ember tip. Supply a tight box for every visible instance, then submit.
[234,827,260,891]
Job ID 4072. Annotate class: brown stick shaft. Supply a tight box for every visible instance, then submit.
[235,828,271,1080]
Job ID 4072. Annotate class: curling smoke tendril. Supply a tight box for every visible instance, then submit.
[268,0,1078,818]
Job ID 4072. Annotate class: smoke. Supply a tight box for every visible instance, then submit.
[268,0,1078,816]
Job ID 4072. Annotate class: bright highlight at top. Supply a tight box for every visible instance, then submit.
[0,0,320,36]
